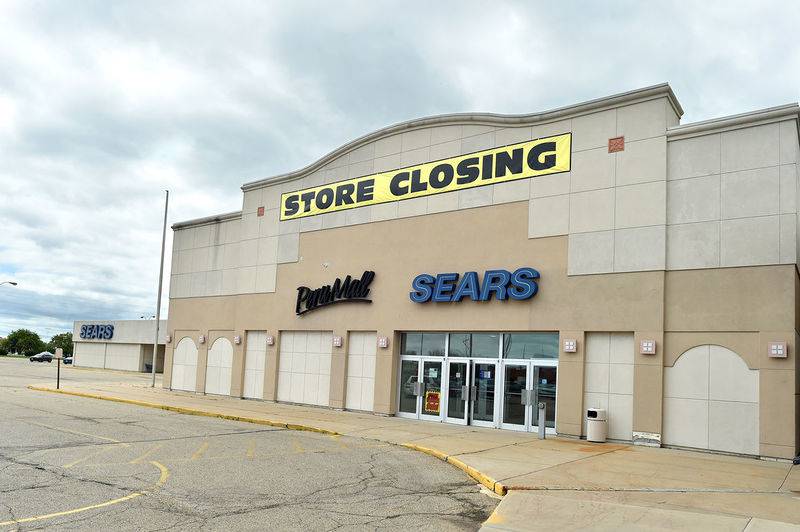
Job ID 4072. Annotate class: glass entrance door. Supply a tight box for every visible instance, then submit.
[398,332,558,431]
[470,361,497,428]
[500,362,529,431]
[445,360,470,424]
[397,358,444,421]
[499,361,558,433]
[532,364,557,433]
[398,359,420,418]
[420,359,443,421]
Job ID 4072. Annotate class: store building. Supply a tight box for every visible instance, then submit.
[73,320,167,372]
[164,83,800,460]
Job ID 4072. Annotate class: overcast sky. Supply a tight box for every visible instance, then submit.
[1,1,799,339]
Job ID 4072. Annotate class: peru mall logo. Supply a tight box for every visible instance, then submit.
[295,271,375,315]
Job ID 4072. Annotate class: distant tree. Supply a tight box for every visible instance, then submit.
[4,329,46,357]
[47,332,73,356]
[0,337,7,356]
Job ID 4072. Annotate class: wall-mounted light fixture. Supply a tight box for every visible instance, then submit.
[234,335,241,345]
[563,339,577,353]
[768,341,787,358]
[199,335,206,344]
[165,335,172,344]
[266,335,275,346]
[377,336,389,349]
[332,336,343,348]
[640,339,656,355]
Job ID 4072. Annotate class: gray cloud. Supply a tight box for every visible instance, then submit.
[0,0,798,338]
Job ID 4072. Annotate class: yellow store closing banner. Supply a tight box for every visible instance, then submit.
[280,133,571,220]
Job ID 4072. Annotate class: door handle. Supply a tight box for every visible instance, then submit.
[521,389,533,405]
[461,385,469,400]
[469,386,477,401]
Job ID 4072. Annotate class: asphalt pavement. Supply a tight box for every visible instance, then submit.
[0,358,497,530]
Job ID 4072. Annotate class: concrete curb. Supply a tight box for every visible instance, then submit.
[26,386,339,436]
[28,385,507,498]
[402,443,507,496]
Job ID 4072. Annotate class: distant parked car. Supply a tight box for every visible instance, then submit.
[63,356,73,365]
[29,352,53,363]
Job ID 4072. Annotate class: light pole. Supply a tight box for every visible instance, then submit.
[151,190,169,387]
[0,281,17,286]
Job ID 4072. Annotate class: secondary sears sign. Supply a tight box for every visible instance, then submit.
[280,133,571,220]
[79,324,114,340]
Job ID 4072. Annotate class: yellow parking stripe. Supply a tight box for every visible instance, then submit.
[130,444,161,464]
[64,444,118,469]
[149,460,170,488]
[28,421,127,445]
[328,434,349,449]
[291,439,304,454]
[191,441,209,460]
[246,439,256,459]
[0,461,169,527]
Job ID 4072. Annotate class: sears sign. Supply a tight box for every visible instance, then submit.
[79,324,115,340]
[410,268,539,303]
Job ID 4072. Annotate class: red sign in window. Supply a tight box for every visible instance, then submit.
[424,391,441,414]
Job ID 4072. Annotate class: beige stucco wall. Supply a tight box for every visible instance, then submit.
[663,265,798,458]
[166,200,663,411]
[165,198,798,458]
[666,119,799,271]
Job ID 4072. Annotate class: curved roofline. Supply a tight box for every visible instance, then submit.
[241,83,682,191]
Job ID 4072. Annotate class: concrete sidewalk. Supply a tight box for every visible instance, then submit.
[28,381,800,531]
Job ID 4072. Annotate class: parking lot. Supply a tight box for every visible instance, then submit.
[0,358,497,530]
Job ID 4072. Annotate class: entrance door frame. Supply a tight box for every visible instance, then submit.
[396,357,422,420]
[469,358,500,428]
[498,359,559,434]
[396,332,558,434]
[443,359,471,425]
[419,357,445,422]
[396,356,445,421]
[499,360,531,431]
[531,360,558,435]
